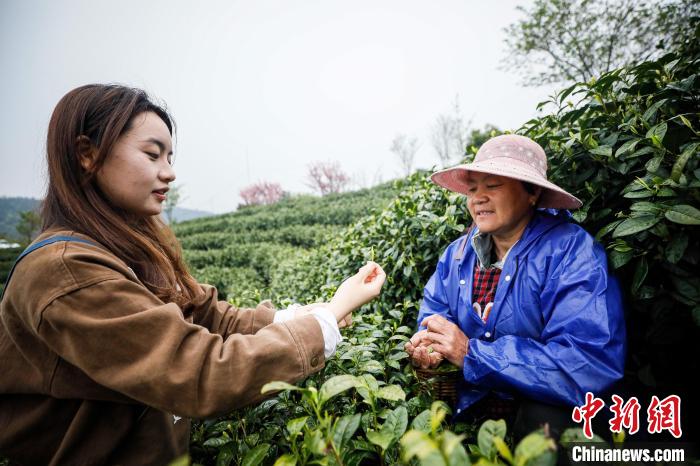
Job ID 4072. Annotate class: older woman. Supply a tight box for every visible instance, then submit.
[405,134,625,439]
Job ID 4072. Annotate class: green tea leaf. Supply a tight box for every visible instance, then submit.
[679,114,694,131]
[367,430,394,451]
[333,413,361,448]
[303,429,326,455]
[242,444,269,466]
[286,416,308,437]
[376,384,406,402]
[620,145,655,160]
[410,409,431,432]
[513,433,556,466]
[589,145,613,157]
[360,373,379,393]
[645,155,663,172]
[665,205,700,225]
[429,401,449,432]
[360,360,384,374]
[216,443,235,466]
[623,190,654,199]
[610,249,634,269]
[632,257,648,295]
[629,201,662,213]
[400,430,440,462]
[614,138,640,157]
[492,436,513,463]
[319,374,360,405]
[642,99,668,122]
[671,143,699,182]
[477,419,507,460]
[595,220,623,241]
[665,233,688,264]
[272,455,297,466]
[443,431,471,465]
[388,351,409,361]
[612,215,661,237]
[203,437,231,448]
[646,121,668,140]
[383,406,408,440]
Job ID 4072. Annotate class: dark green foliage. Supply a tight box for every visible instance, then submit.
[0,246,22,294]
[520,49,700,400]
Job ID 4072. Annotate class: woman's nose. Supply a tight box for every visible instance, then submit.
[159,162,176,182]
[470,187,487,202]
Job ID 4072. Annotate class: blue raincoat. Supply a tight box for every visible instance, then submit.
[417,209,626,414]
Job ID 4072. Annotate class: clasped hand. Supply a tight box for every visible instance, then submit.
[404,314,469,369]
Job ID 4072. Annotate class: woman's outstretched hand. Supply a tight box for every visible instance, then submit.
[328,261,386,324]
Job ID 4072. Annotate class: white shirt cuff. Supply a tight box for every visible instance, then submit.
[310,307,342,359]
[273,304,299,323]
[273,304,342,359]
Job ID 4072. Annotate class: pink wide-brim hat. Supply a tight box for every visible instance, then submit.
[431,134,582,210]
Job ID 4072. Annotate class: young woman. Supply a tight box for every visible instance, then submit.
[0,84,385,465]
[405,134,625,443]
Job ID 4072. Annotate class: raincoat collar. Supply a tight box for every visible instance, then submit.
[456,209,573,264]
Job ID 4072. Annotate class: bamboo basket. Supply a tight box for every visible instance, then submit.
[414,363,461,406]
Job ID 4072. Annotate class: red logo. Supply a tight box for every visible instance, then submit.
[647,395,682,438]
[572,393,682,439]
[572,392,605,439]
[609,395,641,435]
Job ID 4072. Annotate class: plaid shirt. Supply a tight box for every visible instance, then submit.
[469,232,517,323]
[471,264,501,323]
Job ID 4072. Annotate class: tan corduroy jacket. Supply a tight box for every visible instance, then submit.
[0,228,325,465]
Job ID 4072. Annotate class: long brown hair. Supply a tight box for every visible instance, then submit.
[42,84,202,307]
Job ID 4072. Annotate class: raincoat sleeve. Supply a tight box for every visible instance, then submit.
[416,245,459,329]
[462,234,626,407]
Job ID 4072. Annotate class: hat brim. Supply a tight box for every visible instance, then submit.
[431,158,583,210]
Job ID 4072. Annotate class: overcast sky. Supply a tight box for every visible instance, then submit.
[0,0,558,214]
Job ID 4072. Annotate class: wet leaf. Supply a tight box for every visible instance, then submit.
[665,205,700,225]
[612,215,661,237]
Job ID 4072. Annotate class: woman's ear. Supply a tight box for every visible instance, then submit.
[76,135,97,172]
[531,186,542,207]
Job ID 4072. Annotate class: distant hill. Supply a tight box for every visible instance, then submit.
[0,196,214,239]
[162,207,214,224]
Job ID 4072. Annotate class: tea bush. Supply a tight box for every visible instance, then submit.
[520,49,700,401]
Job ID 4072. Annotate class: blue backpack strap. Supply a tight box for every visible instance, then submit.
[1,236,99,301]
